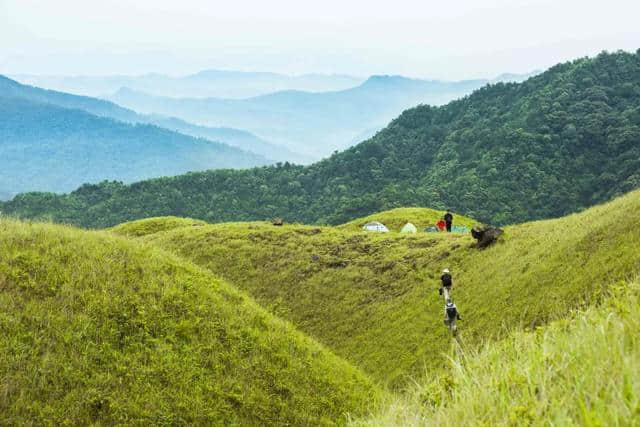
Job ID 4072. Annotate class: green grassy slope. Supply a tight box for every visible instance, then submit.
[0,219,380,425]
[110,216,208,238]
[337,207,478,232]
[354,279,640,426]
[115,189,640,388]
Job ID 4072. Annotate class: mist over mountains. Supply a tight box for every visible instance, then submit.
[0,65,541,201]
[108,72,537,159]
[0,75,304,163]
[0,76,274,199]
[10,70,365,99]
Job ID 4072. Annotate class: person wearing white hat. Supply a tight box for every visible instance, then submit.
[439,268,452,300]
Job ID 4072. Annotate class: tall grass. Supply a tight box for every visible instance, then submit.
[353,279,640,426]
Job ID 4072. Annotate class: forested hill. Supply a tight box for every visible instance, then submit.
[3,50,640,228]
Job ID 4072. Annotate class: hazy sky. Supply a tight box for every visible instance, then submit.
[1,0,639,79]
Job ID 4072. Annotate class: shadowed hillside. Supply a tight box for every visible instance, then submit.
[0,218,380,425]
[112,189,640,387]
[0,97,268,197]
[0,74,299,163]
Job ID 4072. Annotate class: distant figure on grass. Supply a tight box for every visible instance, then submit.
[444,210,453,232]
[439,268,452,299]
[444,298,461,335]
[436,218,446,232]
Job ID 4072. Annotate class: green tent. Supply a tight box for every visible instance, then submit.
[400,223,417,233]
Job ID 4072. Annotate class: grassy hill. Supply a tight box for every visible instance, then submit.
[0,218,380,425]
[337,207,478,232]
[110,216,208,238]
[5,50,640,227]
[353,279,640,426]
[112,189,640,388]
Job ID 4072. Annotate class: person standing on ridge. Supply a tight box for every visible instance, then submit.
[444,210,453,232]
[439,268,452,299]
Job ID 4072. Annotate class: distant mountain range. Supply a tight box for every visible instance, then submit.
[0,75,304,163]
[10,70,365,99]
[108,72,537,159]
[5,51,636,228]
[144,115,309,163]
[0,77,272,199]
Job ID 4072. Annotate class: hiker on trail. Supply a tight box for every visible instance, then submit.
[436,218,446,232]
[439,268,452,299]
[444,211,453,232]
[444,298,461,335]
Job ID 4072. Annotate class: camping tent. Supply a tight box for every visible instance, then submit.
[362,221,389,232]
[400,223,417,233]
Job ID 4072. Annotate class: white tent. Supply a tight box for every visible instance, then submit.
[400,222,417,233]
[362,221,389,232]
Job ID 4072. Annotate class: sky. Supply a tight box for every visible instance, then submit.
[1,0,639,80]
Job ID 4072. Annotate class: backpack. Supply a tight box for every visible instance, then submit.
[446,305,457,319]
[441,274,452,287]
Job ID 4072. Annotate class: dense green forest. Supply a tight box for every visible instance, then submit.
[3,50,639,227]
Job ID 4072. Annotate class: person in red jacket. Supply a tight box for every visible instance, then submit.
[437,218,446,231]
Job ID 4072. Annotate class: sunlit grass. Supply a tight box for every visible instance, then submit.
[113,190,640,388]
[353,279,640,426]
[0,218,380,425]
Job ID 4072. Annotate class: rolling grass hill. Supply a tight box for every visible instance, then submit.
[112,189,640,388]
[110,216,208,238]
[0,218,380,425]
[353,279,640,426]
